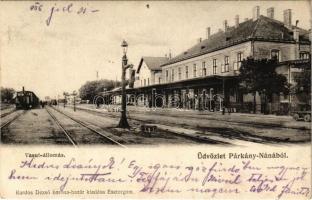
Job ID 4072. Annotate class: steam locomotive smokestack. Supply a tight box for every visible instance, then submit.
[22,86,25,94]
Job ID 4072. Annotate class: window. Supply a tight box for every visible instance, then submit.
[223,56,229,72]
[213,59,217,74]
[234,52,243,71]
[141,80,142,86]
[193,64,197,77]
[202,61,206,76]
[144,79,146,86]
[300,52,310,60]
[147,78,150,85]
[165,70,169,82]
[158,77,161,84]
[178,67,182,80]
[271,49,280,61]
[185,66,189,79]
[171,69,174,81]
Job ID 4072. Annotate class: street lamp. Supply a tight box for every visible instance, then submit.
[121,40,128,55]
[72,90,77,112]
[63,92,69,108]
[103,88,107,105]
[118,40,132,128]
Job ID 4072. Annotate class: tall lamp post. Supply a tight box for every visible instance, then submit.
[103,88,107,105]
[63,92,69,108]
[72,90,77,112]
[118,40,133,128]
[58,95,60,107]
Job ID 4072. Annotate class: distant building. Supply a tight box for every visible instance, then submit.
[134,57,169,88]
[66,95,81,104]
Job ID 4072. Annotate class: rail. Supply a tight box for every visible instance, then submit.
[49,106,127,148]
[45,107,78,147]
[1,109,17,118]
[0,111,26,130]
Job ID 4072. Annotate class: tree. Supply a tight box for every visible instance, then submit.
[291,63,311,104]
[238,58,290,114]
[79,79,121,102]
[0,87,15,103]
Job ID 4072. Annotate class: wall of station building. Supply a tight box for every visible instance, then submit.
[160,41,310,86]
[134,62,152,88]
[134,41,310,90]
[253,41,310,61]
[134,62,163,88]
[128,40,310,113]
[154,71,162,85]
[161,41,252,84]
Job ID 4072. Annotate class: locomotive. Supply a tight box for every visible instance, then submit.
[15,87,40,109]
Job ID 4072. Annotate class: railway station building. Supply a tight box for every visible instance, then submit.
[106,6,311,114]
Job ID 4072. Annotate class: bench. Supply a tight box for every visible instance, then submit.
[140,125,157,137]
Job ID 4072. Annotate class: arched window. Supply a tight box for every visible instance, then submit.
[193,64,197,77]
[178,67,182,80]
[223,56,229,72]
[185,66,189,79]
[165,70,169,82]
[202,61,206,76]
[213,59,217,74]
[234,52,243,71]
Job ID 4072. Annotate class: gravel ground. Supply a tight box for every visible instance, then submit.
[0,103,14,110]
[46,107,122,145]
[70,104,311,145]
[1,109,71,145]
[55,106,200,146]
[0,104,16,117]
[1,109,21,123]
[1,104,310,146]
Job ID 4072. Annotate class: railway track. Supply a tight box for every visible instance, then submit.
[45,107,78,147]
[46,106,127,148]
[60,106,230,144]
[0,110,26,130]
[1,109,17,118]
[0,104,14,110]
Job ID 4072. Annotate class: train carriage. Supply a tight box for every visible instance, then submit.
[15,88,39,109]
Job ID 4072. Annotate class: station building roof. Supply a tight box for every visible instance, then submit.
[137,57,169,73]
[162,15,311,67]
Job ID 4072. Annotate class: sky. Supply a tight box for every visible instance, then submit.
[0,1,311,99]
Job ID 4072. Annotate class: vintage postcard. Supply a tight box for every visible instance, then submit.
[0,0,311,199]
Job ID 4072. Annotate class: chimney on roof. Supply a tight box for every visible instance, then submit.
[293,29,299,42]
[223,20,228,31]
[283,9,292,28]
[293,27,299,42]
[252,6,260,21]
[295,20,299,27]
[267,7,274,19]
[206,27,211,39]
[235,15,239,28]
[168,50,172,59]
[197,37,202,43]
